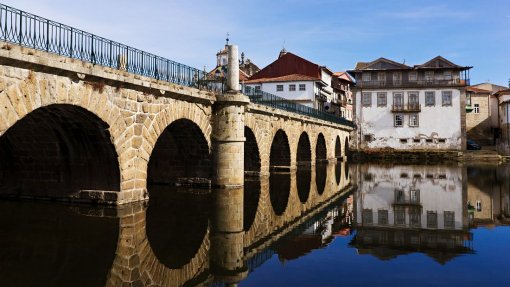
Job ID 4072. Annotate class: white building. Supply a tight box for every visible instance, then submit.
[348,56,472,151]
[244,49,335,112]
[351,164,473,263]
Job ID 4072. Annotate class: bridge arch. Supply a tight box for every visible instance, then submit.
[0,102,121,198]
[296,132,311,203]
[270,129,291,170]
[315,133,327,163]
[335,136,342,159]
[147,118,211,185]
[296,132,312,164]
[244,126,261,175]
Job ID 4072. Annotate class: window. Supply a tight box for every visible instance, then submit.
[438,138,446,143]
[425,71,434,81]
[393,92,403,107]
[276,84,283,92]
[393,72,402,85]
[410,207,421,227]
[395,207,406,225]
[409,114,419,127]
[442,91,452,106]
[378,210,389,225]
[362,209,373,224]
[394,114,404,127]
[377,72,386,86]
[444,211,455,229]
[395,189,405,202]
[408,91,419,104]
[413,138,421,143]
[425,91,435,106]
[299,84,306,91]
[474,103,480,114]
[409,71,418,81]
[427,211,438,228]
[289,84,296,91]
[466,93,472,105]
[362,92,372,107]
[443,70,452,80]
[362,72,371,82]
[377,92,387,107]
[400,138,408,144]
[410,190,420,203]
[254,86,261,94]
[476,200,482,212]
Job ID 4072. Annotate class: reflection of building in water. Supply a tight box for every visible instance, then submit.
[275,195,354,261]
[351,164,473,264]
[467,165,510,227]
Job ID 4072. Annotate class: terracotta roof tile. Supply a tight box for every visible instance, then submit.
[244,74,318,84]
[467,86,491,93]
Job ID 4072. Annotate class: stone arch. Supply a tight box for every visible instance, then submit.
[296,132,311,203]
[0,89,125,201]
[147,118,211,185]
[316,133,327,163]
[335,135,342,159]
[296,132,312,164]
[344,137,350,159]
[244,126,261,175]
[270,129,291,170]
[244,114,269,175]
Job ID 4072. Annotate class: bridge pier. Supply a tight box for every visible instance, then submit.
[212,45,250,188]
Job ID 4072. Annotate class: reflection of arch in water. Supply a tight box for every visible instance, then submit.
[244,179,261,231]
[145,186,211,268]
[0,201,118,287]
[106,203,211,287]
[0,104,120,198]
[316,162,327,195]
[269,172,291,216]
[147,119,211,185]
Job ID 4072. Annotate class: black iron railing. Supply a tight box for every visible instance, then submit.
[0,3,353,126]
[244,86,354,127]
[0,3,219,91]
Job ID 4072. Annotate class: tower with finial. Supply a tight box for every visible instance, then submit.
[216,32,230,67]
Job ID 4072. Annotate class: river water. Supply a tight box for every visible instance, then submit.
[0,162,509,286]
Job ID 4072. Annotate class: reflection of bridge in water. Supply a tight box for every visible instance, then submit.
[103,162,352,286]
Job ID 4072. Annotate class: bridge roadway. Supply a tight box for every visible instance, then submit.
[0,43,353,204]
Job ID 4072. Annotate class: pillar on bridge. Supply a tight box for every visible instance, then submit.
[210,188,248,286]
[212,45,250,188]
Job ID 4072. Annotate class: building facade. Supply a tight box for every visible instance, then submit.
[495,88,510,155]
[332,72,354,120]
[244,50,335,112]
[348,56,471,151]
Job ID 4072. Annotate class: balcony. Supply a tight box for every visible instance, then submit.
[359,78,469,89]
[391,103,421,113]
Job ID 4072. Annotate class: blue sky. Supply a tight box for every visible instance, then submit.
[4,0,510,86]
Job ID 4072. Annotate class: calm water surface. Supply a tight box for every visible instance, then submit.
[1,162,509,286]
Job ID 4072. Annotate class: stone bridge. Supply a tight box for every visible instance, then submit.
[0,43,353,204]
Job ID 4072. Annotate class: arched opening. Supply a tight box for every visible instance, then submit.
[316,133,327,163]
[344,137,350,160]
[335,162,342,185]
[269,172,291,216]
[296,132,311,203]
[297,132,312,164]
[244,127,261,176]
[335,136,342,159]
[146,186,210,268]
[0,104,120,198]
[147,119,211,186]
[0,201,118,287]
[244,179,261,231]
[270,129,291,171]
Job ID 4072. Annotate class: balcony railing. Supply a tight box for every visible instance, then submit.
[391,103,421,112]
[0,3,217,91]
[244,86,354,127]
[359,78,469,88]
